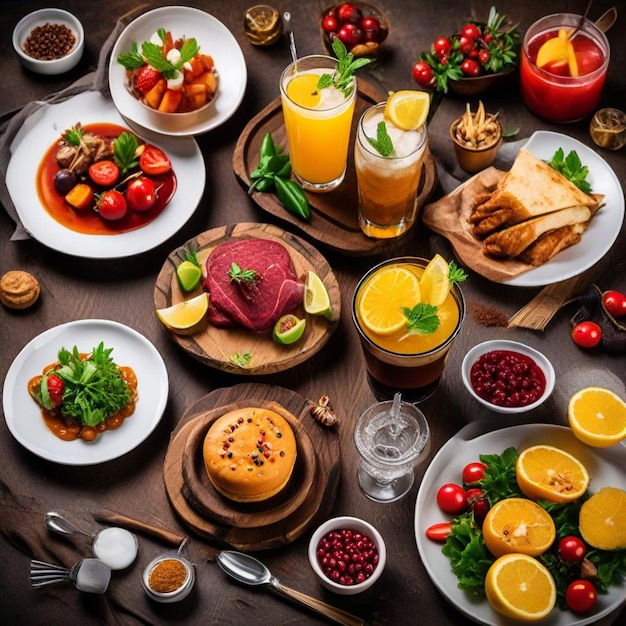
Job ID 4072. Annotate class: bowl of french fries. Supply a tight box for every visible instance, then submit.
[450,101,502,174]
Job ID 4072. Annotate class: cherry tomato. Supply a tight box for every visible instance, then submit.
[478,49,491,65]
[139,146,172,176]
[602,290,626,318]
[126,176,157,212]
[425,522,452,542]
[461,58,481,77]
[337,3,361,24]
[433,36,452,57]
[361,16,380,35]
[322,15,338,33]
[88,160,120,187]
[412,61,434,87]
[96,190,127,221]
[462,461,487,486]
[465,487,490,521]
[458,35,474,55]
[461,23,481,40]
[558,536,587,563]
[47,374,64,407]
[436,483,468,515]
[565,580,597,613]
[337,23,362,46]
[571,321,602,348]
[483,32,494,44]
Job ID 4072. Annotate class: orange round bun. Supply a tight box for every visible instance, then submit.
[203,407,297,503]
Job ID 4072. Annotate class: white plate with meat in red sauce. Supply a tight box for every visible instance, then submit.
[2,319,168,465]
[6,91,205,259]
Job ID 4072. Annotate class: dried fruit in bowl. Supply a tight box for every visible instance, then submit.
[117,28,218,114]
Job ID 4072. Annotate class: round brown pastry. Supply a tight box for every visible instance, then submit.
[0,270,40,309]
[203,407,297,503]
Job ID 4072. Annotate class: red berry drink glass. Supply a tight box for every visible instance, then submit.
[520,13,609,123]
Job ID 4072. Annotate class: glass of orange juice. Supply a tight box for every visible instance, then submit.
[352,256,466,403]
[280,55,357,192]
[355,103,427,238]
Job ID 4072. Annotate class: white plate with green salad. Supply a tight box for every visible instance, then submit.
[3,319,168,465]
[414,420,626,626]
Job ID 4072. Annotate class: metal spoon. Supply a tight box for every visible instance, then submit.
[283,12,298,69]
[30,558,111,593]
[217,550,364,626]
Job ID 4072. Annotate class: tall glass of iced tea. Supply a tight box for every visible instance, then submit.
[352,257,466,403]
[520,13,610,123]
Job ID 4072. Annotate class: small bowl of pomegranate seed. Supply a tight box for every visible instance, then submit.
[321,3,389,58]
[308,516,386,595]
[461,339,555,414]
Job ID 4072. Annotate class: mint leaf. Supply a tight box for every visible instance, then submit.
[546,148,592,194]
[317,38,373,98]
[366,122,394,157]
[117,42,145,70]
[113,132,139,175]
[402,303,440,334]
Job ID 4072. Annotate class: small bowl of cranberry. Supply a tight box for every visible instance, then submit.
[461,340,555,414]
[321,3,388,58]
[308,516,386,595]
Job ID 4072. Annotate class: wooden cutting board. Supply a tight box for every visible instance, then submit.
[163,384,341,551]
[154,222,341,375]
[232,80,437,256]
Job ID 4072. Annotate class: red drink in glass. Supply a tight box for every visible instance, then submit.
[521,14,609,123]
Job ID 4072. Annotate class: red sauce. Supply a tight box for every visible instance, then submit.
[36,122,177,235]
[27,358,138,442]
[469,350,546,408]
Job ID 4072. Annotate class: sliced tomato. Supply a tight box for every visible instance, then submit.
[425,522,452,542]
[88,160,120,187]
[139,146,171,176]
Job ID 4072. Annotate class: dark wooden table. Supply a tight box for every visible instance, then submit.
[1,1,624,624]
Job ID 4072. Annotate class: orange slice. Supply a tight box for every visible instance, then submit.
[579,486,626,550]
[482,497,556,558]
[286,73,322,108]
[485,553,556,621]
[568,387,626,447]
[536,28,579,77]
[515,444,589,503]
[358,266,421,335]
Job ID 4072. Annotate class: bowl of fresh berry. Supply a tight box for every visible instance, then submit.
[411,6,520,96]
[321,2,388,58]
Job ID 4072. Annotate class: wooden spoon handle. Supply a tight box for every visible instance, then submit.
[94,510,185,547]
[271,580,364,626]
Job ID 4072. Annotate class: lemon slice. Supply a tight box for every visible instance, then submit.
[358,266,421,335]
[304,271,332,318]
[536,28,579,77]
[568,387,626,447]
[419,254,450,307]
[286,74,322,108]
[176,261,202,292]
[156,293,208,335]
[384,90,430,131]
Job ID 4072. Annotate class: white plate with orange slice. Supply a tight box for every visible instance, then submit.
[414,419,626,625]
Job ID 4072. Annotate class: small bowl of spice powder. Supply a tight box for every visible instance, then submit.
[142,549,195,603]
[12,8,84,75]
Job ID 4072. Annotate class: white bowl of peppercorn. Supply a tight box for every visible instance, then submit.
[461,339,555,414]
[12,8,84,75]
[308,516,386,595]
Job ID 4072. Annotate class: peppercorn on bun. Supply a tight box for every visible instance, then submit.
[203,407,297,503]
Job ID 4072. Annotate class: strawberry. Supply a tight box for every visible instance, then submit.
[135,65,162,95]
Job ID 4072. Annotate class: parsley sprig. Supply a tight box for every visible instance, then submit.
[449,261,469,286]
[62,124,85,147]
[366,122,394,157]
[546,148,592,194]
[52,342,131,427]
[317,38,373,98]
[228,263,259,284]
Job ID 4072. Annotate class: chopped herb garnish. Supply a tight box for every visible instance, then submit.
[449,261,469,286]
[228,263,259,284]
[402,302,440,334]
[113,132,139,176]
[317,38,373,98]
[231,351,252,368]
[62,124,85,147]
[366,121,394,157]
[546,148,592,194]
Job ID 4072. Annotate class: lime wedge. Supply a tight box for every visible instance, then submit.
[273,315,306,344]
[176,261,202,292]
[304,271,332,318]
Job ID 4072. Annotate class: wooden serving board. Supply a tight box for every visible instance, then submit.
[232,80,438,256]
[163,384,341,551]
[154,223,340,375]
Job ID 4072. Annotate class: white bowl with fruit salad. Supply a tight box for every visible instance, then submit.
[109,6,247,136]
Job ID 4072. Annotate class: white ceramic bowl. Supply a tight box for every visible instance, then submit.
[12,9,84,75]
[308,516,386,595]
[461,339,555,414]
